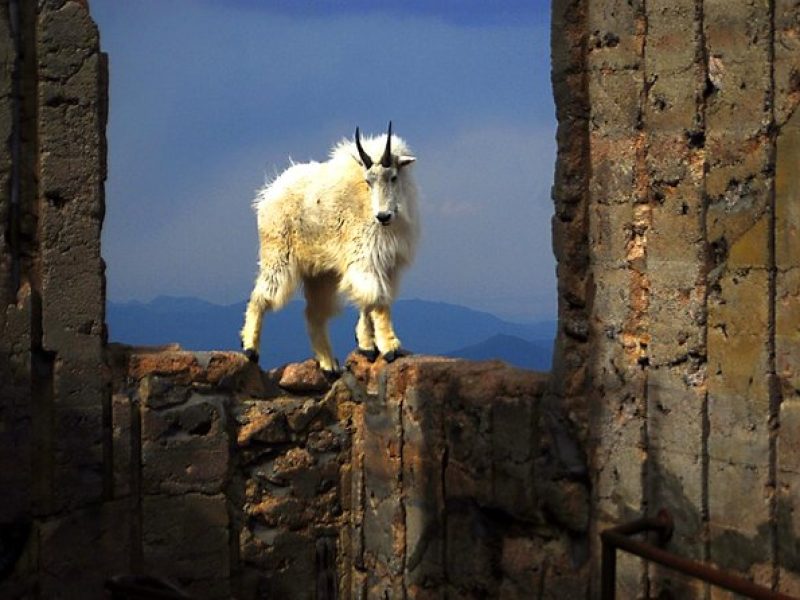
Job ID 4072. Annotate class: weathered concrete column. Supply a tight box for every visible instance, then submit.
[0,1,113,597]
[550,0,800,596]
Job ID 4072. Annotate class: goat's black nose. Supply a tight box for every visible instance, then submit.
[376,211,392,224]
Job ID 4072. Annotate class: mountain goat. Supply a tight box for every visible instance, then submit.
[240,122,419,377]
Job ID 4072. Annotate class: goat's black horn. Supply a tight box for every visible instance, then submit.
[380,121,392,168]
[355,126,372,168]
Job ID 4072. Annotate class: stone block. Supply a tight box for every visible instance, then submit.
[39,500,131,600]
[551,0,586,77]
[647,449,704,560]
[647,161,704,228]
[238,528,316,599]
[141,393,230,495]
[236,400,292,447]
[647,261,706,366]
[142,493,230,598]
[401,386,446,590]
[775,0,800,120]
[51,404,105,510]
[589,201,636,266]
[445,503,498,596]
[777,107,800,271]
[645,133,694,188]
[492,396,537,521]
[247,491,316,531]
[269,359,331,393]
[553,116,589,205]
[704,0,771,134]
[594,442,646,523]
[707,393,771,467]
[777,469,800,592]
[50,352,107,409]
[647,366,705,456]
[706,171,771,252]
[586,0,643,72]
[707,268,771,465]
[443,395,493,506]
[361,390,404,579]
[708,458,770,534]
[644,0,698,76]
[127,350,254,389]
[588,70,644,135]
[779,269,800,397]
[779,400,800,475]
[540,479,590,534]
[707,268,770,400]
[727,214,769,269]
[780,569,800,599]
[708,519,772,589]
[112,392,133,498]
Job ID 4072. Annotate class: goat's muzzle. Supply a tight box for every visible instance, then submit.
[376,211,393,226]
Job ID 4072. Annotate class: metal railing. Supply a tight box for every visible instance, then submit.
[600,509,797,600]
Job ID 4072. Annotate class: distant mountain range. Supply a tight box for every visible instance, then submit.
[106,296,555,371]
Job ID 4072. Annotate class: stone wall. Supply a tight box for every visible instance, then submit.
[104,348,587,599]
[550,0,800,596]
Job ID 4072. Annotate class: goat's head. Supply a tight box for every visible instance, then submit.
[355,122,416,226]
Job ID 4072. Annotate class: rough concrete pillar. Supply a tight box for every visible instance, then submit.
[0,1,112,597]
[550,0,800,596]
[37,0,109,513]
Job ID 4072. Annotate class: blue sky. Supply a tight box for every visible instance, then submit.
[91,0,556,321]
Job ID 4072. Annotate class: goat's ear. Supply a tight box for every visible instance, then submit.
[351,153,366,168]
[398,155,416,168]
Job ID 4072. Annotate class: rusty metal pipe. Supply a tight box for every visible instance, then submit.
[600,510,796,600]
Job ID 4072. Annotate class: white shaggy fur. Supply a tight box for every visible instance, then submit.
[240,128,419,372]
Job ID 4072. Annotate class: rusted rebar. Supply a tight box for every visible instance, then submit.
[600,509,796,600]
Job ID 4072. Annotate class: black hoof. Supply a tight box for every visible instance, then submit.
[243,348,259,363]
[320,358,342,383]
[321,368,342,383]
[357,347,379,362]
[383,348,411,363]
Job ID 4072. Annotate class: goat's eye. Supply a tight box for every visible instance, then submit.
[365,179,373,187]
[391,175,398,182]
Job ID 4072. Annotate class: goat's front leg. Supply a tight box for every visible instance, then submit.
[371,305,410,363]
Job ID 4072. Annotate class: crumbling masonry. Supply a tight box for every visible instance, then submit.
[1,0,800,598]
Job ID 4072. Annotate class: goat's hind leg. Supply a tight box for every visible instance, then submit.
[241,287,269,363]
[303,273,341,378]
[241,268,295,363]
